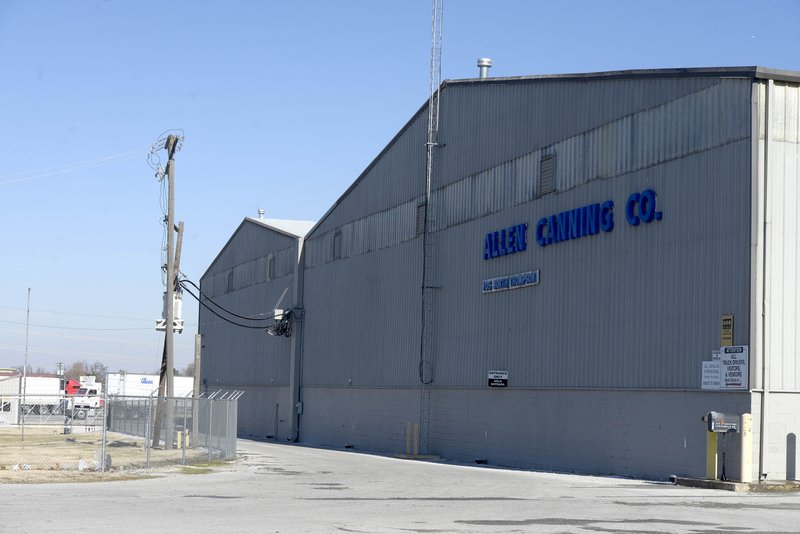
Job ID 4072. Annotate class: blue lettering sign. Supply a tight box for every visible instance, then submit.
[626,189,662,226]
[599,200,614,232]
[488,189,661,254]
[536,201,614,248]
[483,223,528,260]
[140,378,154,385]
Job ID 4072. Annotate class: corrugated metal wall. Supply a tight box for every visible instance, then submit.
[760,81,800,391]
[432,140,751,389]
[302,238,422,387]
[199,221,299,387]
[436,77,723,188]
[433,80,751,231]
[305,199,421,268]
[301,76,754,391]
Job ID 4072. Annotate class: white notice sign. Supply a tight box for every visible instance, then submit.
[701,361,722,390]
[703,345,749,390]
[720,345,748,389]
[488,370,508,387]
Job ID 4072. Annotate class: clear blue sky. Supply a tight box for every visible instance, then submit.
[1,0,798,374]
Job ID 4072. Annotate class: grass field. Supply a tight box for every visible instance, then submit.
[0,426,209,472]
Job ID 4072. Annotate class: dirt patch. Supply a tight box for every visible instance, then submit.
[0,426,213,480]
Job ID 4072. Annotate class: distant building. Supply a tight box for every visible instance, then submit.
[200,67,800,480]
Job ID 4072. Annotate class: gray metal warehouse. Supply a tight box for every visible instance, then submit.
[199,66,800,481]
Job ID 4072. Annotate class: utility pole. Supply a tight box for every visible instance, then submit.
[165,134,177,414]
[153,220,183,448]
[150,133,183,449]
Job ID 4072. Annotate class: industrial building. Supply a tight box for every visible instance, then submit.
[200,66,800,480]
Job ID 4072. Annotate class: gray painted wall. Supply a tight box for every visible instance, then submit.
[298,386,751,480]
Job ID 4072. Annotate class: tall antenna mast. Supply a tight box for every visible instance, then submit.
[419,0,443,456]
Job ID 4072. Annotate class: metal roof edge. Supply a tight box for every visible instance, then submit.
[305,84,444,239]
[245,217,315,238]
[200,218,300,282]
[447,66,800,85]
[753,66,800,83]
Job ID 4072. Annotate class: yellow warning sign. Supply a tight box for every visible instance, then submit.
[721,314,734,347]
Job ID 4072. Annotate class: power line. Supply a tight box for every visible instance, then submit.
[0,319,197,332]
[179,283,271,330]
[0,145,151,186]
[6,249,159,267]
[0,305,154,322]
[179,278,274,321]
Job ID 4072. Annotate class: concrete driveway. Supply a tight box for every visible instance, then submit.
[3,438,799,533]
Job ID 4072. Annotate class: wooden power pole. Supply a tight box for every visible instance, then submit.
[152,134,182,449]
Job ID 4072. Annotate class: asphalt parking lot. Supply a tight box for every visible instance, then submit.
[3,438,800,533]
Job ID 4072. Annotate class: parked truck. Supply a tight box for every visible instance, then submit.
[65,376,103,420]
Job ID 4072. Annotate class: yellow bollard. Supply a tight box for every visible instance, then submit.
[176,431,184,449]
[740,413,753,483]
[405,422,412,456]
[706,431,718,480]
[413,423,420,456]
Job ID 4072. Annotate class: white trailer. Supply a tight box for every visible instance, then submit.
[0,373,63,422]
[0,372,20,424]
[105,373,194,398]
[20,376,63,414]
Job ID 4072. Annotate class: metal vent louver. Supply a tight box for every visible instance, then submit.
[539,153,556,197]
[332,230,342,260]
[416,203,427,236]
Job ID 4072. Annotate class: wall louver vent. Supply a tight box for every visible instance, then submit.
[416,203,427,236]
[332,230,343,260]
[539,153,556,197]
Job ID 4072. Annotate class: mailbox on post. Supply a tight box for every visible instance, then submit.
[701,411,741,482]
[704,411,740,433]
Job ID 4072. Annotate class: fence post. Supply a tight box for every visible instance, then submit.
[100,385,108,472]
[145,394,153,468]
[182,398,187,465]
[208,399,213,461]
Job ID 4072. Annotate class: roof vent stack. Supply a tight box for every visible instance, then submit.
[258,208,265,220]
[477,58,492,79]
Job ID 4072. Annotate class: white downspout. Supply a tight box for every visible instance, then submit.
[758,78,773,481]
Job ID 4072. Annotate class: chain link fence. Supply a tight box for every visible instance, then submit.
[0,391,240,472]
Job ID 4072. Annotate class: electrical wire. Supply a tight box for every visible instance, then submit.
[0,145,152,186]
[0,320,196,332]
[178,278,275,321]
[179,283,270,330]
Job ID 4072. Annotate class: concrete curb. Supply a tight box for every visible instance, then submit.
[674,477,800,492]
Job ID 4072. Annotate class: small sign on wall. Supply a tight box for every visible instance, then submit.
[488,370,508,387]
[482,270,539,294]
[721,314,734,347]
[702,361,722,389]
[720,345,748,389]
